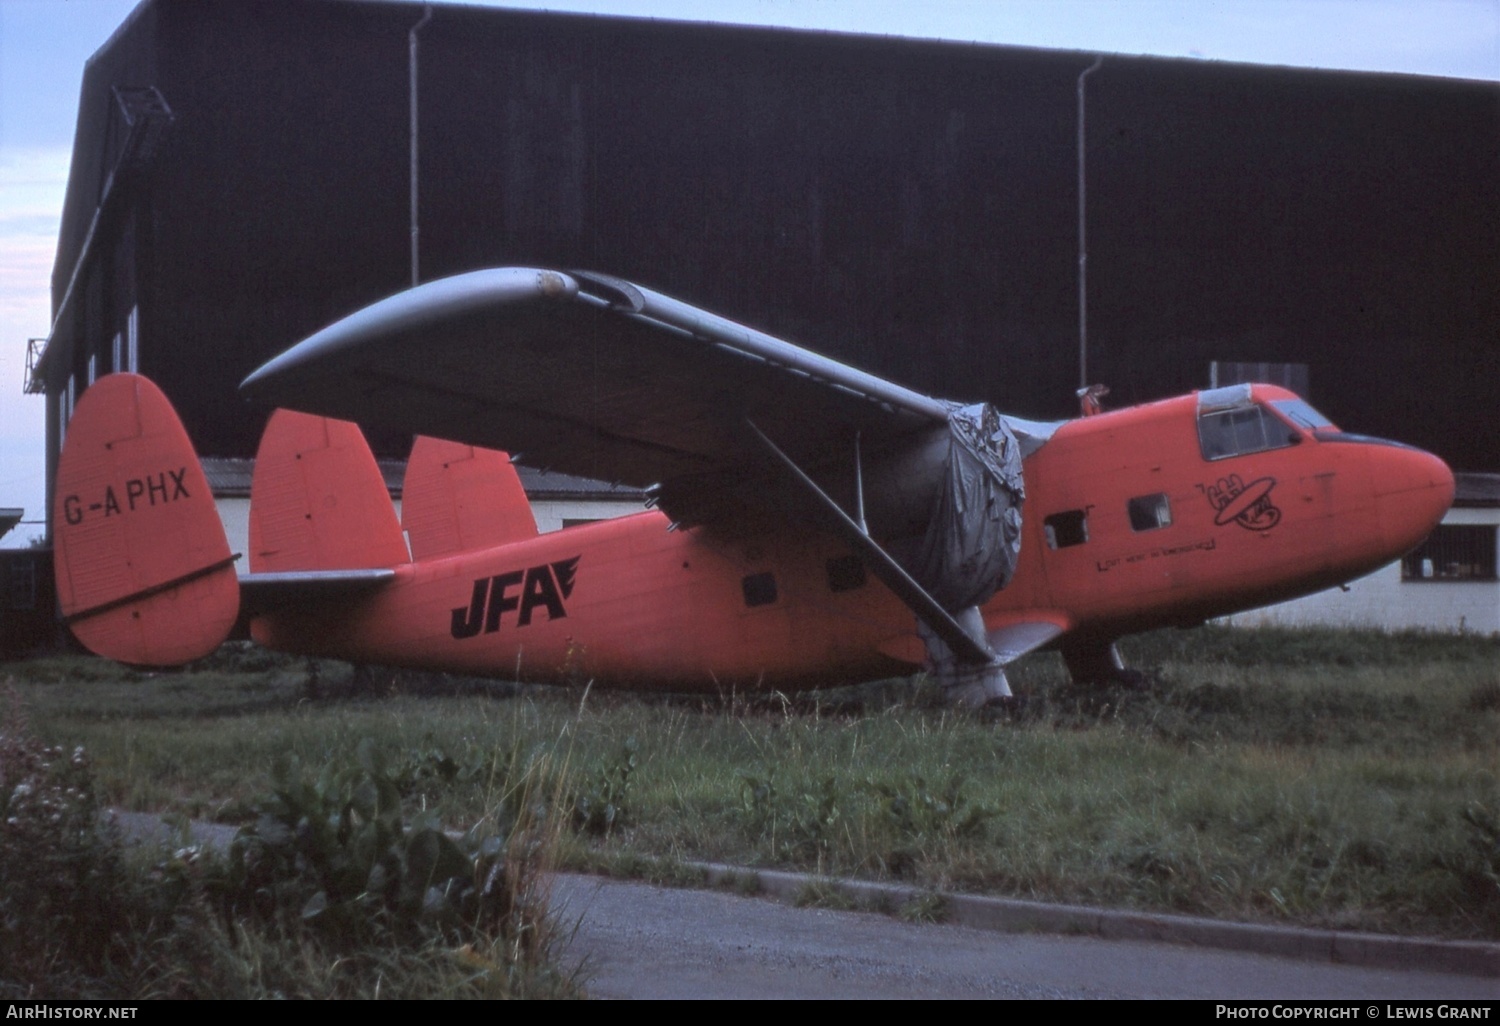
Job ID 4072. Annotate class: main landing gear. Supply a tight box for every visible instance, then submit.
[1061,640,1147,689]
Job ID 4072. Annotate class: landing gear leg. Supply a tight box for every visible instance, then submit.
[1062,640,1146,688]
[938,661,1013,710]
[918,607,1014,709]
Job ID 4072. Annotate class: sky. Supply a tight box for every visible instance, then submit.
[1,0,1497,548]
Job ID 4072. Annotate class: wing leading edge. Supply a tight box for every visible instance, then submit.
[241,268,949,491]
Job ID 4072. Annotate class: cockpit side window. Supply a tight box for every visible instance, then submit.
[1198,405,1299,461]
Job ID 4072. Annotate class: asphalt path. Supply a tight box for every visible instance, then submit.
[110,812,1498,1000]
[553,874,1498,1000]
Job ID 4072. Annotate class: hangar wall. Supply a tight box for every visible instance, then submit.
[39,0,1500,538]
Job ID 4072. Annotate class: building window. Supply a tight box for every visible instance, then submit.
[741,572,778,607]
[1044,509,1089,549]
[61,376,75,444]
[1128,493,1173,532]
[826,554,866,593]
[1401,525,1497,582]
[127,305,139,373]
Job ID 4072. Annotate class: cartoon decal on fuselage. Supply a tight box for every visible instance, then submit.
[1204,475,1282,531]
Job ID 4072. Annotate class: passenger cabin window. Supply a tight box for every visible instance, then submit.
[1128,493,1173,532]
[1198,405,1298,461]
[1044,510,1089,549]
[1401,525,1497,582]
[742,572,779,607]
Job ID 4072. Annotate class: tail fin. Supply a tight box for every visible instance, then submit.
[400,436,536,561]
[249,410,408,573]
[52,374,238,665]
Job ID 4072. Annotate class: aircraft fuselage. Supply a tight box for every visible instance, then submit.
[251,384,1454,690]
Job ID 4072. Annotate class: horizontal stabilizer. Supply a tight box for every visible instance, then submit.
[53,374,238,665]
[401,436,536,561]
[239,568,397,617]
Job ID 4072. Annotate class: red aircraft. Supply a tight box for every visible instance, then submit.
[52,268,1455,705]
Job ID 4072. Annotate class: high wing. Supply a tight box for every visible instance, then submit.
[242,267,1031,694]
[241,268,950,495]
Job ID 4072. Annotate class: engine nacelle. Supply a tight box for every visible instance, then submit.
[862,402,1024,611]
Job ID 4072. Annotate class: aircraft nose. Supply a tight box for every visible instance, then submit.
[1371,444,1455,554]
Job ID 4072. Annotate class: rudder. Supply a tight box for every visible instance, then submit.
[400,436,537,561]
[53,374,238,665]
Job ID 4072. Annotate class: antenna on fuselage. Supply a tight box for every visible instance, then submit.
[1076,383,1109,417]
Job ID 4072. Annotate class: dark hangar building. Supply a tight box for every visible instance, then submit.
[33,0,1500,532]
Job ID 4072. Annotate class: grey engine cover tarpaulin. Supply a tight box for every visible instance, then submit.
[908,402,1025,612]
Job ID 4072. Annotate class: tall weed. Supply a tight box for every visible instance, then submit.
[0,702,577,999]
[0,699,129,997]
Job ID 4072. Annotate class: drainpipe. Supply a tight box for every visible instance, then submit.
[410,5,433,288]
[1077,55,1103,391]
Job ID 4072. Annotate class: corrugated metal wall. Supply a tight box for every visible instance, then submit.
[49,0,1500,481]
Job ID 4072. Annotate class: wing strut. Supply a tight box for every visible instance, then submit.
[853,430,868,534]
[741,418,995,668]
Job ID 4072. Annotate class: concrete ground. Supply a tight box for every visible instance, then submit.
[110,811,1499,1000]
[555,871,1497,1000]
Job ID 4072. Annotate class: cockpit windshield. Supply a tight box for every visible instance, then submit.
[1198,404,1291,461]
[1196,386,1333,461]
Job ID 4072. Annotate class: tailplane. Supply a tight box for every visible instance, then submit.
[249,410,409,573]
[52,374,238,665]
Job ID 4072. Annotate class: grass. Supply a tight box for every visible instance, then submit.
[5,627,1498,946]
[1,679,581,1000]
